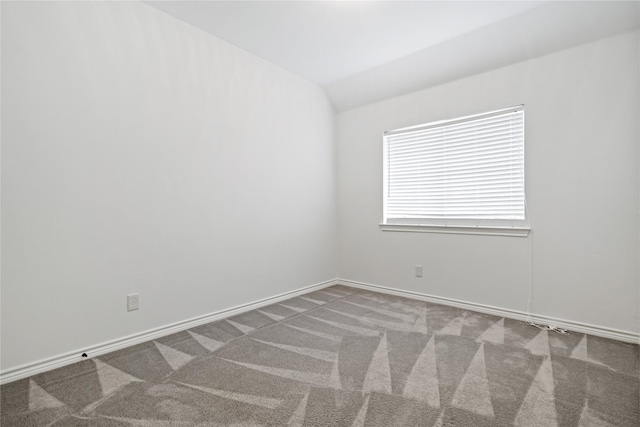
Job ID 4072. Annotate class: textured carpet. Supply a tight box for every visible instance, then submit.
[1,285,638,426]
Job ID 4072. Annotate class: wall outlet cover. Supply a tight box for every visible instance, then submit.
[127,294,139,311]
[415,266,423,277]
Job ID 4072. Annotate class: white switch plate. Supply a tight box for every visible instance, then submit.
[127,293,139,311]
[415,266,423,277]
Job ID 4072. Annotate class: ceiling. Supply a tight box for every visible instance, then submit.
[144,1,543,85]
[145,1,640,112]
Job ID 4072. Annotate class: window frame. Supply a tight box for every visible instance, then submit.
[381,106,530,237]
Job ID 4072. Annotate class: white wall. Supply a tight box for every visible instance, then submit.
[337,31,639,334]
[1,1,336,371]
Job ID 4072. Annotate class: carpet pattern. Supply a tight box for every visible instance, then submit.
[1,285,638,426]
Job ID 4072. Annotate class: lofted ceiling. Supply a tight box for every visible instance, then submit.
[145,1,640,112]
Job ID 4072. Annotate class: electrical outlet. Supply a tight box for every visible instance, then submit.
[127,293,139,311]
[415,265,423,278]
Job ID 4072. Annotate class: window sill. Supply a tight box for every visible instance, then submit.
[379,223,530,237]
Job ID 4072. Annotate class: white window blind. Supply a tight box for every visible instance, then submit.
[383,106,527,232]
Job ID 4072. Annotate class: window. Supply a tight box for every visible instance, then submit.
[382,106,529,236]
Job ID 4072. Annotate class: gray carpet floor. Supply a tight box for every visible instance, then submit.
[1,285,638,426]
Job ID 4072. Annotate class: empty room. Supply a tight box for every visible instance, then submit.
[1,1,638,426]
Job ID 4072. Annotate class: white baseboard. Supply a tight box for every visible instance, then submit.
[336,278,640,345]
[0,279,339,385]
[3,277,637,385]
